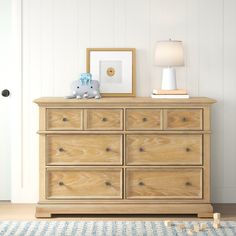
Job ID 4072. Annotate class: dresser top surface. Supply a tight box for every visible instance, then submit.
[34,97,216,106]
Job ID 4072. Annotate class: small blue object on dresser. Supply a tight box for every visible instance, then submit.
[80,73,92,85]
[65,73,101,99]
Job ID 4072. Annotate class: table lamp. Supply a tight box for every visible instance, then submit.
[154,39,184,90]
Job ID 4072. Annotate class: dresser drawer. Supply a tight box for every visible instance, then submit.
[126,168,202,199]
[126,135,202,165]
[85,109,123,130]
[47,168,122,199]
[47,109,83,130]
[164,109,203,130]
[126,109,162,130]
[47,134,123,165]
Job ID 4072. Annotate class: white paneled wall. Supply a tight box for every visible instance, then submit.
[19,0,236,202]
[222,0,236,201]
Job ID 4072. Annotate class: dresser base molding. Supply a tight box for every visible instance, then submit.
[35,203,213,218]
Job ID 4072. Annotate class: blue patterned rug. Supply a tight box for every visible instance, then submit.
[0,221,236,236]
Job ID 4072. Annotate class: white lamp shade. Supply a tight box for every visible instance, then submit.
[155,40,184,67]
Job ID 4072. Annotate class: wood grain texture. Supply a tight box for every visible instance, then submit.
[47,134,123,165]
[47,168,122,199]
[126,109,162,130]
[34,97,216,105]
[6,203,236,220]
[126,168,202,199]
[36,97,214,217]
[126,134,202,165]
[164,109,203,130]
[46,109,83,130]
[85,109,123,130]
[39,108,46,130]
[35,203,213,218]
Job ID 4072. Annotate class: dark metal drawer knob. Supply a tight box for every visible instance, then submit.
[58,148,64,152]
[62,117,68,122]
[185,182,192,186]
[139,181,145,186]
[186,147,191,152]
[105,181,111,186]
[106,147,111,152]
[182,117,187,122]
[142,117,147,122]
[58,181,64,186]
[139,147,144,152]
[102,117,107,122]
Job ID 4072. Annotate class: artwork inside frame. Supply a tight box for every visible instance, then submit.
[86,48,136,97]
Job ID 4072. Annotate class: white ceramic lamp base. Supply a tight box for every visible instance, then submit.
[161,67,177,90]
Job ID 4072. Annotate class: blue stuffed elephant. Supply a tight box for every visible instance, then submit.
[65,73,101,99]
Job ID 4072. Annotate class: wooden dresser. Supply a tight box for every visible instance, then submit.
[34,97,216,218]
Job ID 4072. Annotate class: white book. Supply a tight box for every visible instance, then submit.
[151,94,190,99]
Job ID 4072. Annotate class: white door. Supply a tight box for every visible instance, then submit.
[0,0,12,200]
[0,89,11,200]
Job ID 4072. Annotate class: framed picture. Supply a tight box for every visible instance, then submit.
[86,48,136,97]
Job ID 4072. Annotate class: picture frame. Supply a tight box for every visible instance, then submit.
[86,48,136,97]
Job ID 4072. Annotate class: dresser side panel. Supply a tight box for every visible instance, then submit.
[39,107,46,130]
[39,135,46,201]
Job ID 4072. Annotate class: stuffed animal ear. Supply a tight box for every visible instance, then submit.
[80,73,92,85]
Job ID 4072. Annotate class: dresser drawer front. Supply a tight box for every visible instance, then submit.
[47,109,83,130]
[85,109,123,130]
[47,168,122,199]
[47,134,123,165]
[126,135,202,165]
[126,168,202,199]
[164,109,203,130]
[126,109,162,130]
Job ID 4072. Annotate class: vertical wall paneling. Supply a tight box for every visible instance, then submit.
[16,0,236,203]
[186,0,200,95]
[53,0,77,96]
[77,0,90,74]
[90,0,115,47]
[125,0,150,96]
[199,0,225,202]
[149,0,164,92]
[22,0,42,201]
[222,0,236,201]
[114,0,126,47]
[41,0,54,96]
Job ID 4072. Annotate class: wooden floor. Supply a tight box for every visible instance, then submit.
[0,203,236,221]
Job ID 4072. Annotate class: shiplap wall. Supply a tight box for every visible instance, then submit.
[19,0,236,203]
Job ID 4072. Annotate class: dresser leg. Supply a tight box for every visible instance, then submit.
[35,212,52,218]
[197,212,213,218]
[35,207,52,218]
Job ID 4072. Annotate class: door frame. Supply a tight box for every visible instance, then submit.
[10,0,25,202]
